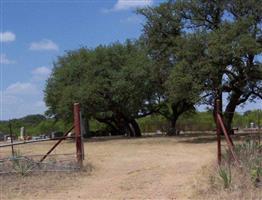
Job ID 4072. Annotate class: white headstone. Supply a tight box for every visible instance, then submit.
[20,127,25,139]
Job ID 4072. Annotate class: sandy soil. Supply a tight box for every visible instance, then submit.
[0,134,217,200]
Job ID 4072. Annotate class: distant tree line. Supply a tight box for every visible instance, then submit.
[42,0,261,137]
[0,115,70,136]
[0,110,261,136]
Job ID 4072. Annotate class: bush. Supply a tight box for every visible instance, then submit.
[11,151,35,176]
[197,136,261,199]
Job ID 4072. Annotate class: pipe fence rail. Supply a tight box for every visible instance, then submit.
[214,99,261,165]
[0,103,85,175]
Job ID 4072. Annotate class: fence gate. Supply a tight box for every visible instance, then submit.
[0,103,84,174]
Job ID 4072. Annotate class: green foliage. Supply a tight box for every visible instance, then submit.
[234,110,262,127]
[0,109,260,136]
[138,3,197,134]
[205,138,261,199]
[218,165,232,188]
[138,114,169,133]
[213,136,261,191]
[137,112,213,133]
[0,114,71,136]
[138,110,262,133]
[44,40,157,136]
[89,119,107,132]
[177,111,214,131]
[209,136,261,196]
[139,0,262,134]
[6,1,259,137]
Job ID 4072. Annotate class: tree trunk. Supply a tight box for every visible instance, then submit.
[166,101,193,136]
[167,116,179,136]
[123,118,141,137]
[224,112,235,135]
[224,92,241,135]
[114,111,142,137]
[83,119,92,138]
[129,119,141,137]
[95,117,123,135]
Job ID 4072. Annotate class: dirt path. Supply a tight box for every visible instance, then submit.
[43,135,217,200]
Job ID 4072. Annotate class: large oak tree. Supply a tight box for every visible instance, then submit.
[45,41,156,137]
[139,0,262,134]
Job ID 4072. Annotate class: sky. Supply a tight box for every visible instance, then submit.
[0,0,261,120]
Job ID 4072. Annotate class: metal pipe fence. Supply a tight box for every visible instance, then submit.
[0,103,85,175]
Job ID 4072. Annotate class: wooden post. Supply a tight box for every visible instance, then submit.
[216,99,221,165]
[74,103,83,167]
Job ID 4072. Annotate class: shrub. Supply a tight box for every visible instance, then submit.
[11,151,35,176]
[198,136,261,199]
[217,135,262,187]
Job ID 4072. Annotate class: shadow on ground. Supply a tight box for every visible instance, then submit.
[83,132,255,144]
[177,133,252,144]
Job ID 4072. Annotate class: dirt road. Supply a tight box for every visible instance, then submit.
[1,134,217,200]
[50,135,216,200]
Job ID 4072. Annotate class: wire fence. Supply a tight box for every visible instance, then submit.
[0,103,85,175]
[0,153,80,175]
[0,139,80,175]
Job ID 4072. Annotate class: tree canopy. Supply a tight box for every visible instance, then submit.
[45,40,156,137]
[139,0,262,134]
[44,0,261,136]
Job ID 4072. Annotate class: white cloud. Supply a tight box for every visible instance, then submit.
[0,54,15,64]
[1,81,46,119]
[5,82,38,95]
[1,96,46,120]
[0,31,16,42]
[114,0,153,10]
[29,39,59,51]
[1,65,50,119]
[120,15,143,24]
[103,0,153,13]
[32,66,51,76]
[32,66,51,81]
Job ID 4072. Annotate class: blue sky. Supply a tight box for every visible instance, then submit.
[0,0,261,120]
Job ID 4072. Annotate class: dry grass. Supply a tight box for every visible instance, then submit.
[0,135,217,199]
[194,164,261,200]
[0,169,91,200]
[0,140,91,200]
[1,134,260,200]
[194,136,262,200]
[0,140,76,156]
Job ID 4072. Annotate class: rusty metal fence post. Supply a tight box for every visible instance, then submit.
[216,99,222,165]
[215,99,240,165]
[74,103,84,167]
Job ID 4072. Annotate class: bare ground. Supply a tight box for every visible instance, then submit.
[0,134,217,200]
